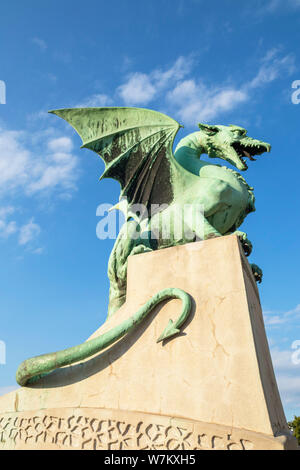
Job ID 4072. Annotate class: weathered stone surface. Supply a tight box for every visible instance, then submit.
[0,235,297,450]
[0,408,295,450]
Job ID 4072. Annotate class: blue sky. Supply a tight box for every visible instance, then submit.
[0,0,300,422]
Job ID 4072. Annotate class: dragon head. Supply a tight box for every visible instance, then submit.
[198,123,271,171]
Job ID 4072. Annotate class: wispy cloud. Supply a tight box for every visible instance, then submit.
[270,346,300,411]
[26,110,50,123]
[32,37,47,52]
[74,49,294,127]
[76,94,113,108]
[248,50,295,89]
[0,206,17,238]
[54,51,72,64]
[175,49,295,124]
[0,208,43,252]
[112,49,295,125]
[31,247,44,255]
[18,218,41,246]
[266,0,300,10]
[252,0,300,17]
[264,304,300,326]
[0,206,15,218]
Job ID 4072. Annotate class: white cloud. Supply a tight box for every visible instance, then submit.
[76,93,113,108]
[116,49,294,126]
[264,303,300,326]
[71,57,194,109]
[0,207,44,252]
[263,307,300,415]
[46,73,57,83]
[249,0,300,16]
[167,80,248,125]
[0,130,32,190]
[152,56,194,89]
[27,110,50,123]
[118,73,156,105]
[271,347,298,371]
[270,347,300,409]
[287,305,300,315]
[32,247,44,255]
[264,0,283,11]
[265,315,286,325]
[47,137,73,153]
[32,37,47,52]
[0,206,15,219]
[0,129,79,197]
[0,219,17,238]
[173,49,295,124]
[277,374,300,407]
[0,125,81,253]
[265,0,300,10]
[28,153,78,194]
[118,56,194,106]
[248,52,295,89]
[171,49,295,125]
[0,206,17,239]
[18,219,41,246]
[0,129,79,251]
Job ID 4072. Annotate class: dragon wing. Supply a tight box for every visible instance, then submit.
[50,107,181,214]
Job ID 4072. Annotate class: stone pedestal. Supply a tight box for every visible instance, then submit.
[0,235,297,450]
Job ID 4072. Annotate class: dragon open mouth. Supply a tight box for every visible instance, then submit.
[231,141,270,170]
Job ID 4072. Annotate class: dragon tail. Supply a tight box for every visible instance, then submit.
[16,288,191,387]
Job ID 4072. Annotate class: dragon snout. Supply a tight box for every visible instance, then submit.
[230,139,271,170]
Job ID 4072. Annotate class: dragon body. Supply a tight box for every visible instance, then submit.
[105,120,269,316]
[16,107,270,386]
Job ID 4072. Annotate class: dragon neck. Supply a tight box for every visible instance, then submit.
[175,131,207,156]
[174,131,210,175]
[173,132,256,213]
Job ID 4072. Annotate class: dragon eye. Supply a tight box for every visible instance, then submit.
[236,129,246,136]
[207,128,219,135]
[198,123,219,134]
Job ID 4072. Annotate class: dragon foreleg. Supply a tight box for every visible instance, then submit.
[16,288,192,387]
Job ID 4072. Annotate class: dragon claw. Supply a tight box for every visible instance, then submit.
[251,263,263,283]
[234,231,252,257]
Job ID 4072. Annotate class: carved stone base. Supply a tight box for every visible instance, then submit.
[0,236,297,450]
[0,407,296,450]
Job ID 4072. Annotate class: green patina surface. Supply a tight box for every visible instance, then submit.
[16,107,270,386]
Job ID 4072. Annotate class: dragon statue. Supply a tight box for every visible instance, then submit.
[16,107,270,386]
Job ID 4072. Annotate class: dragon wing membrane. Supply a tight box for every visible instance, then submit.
[50,107,181,212]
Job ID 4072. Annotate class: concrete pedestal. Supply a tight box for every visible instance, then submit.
[0,236,297,450]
